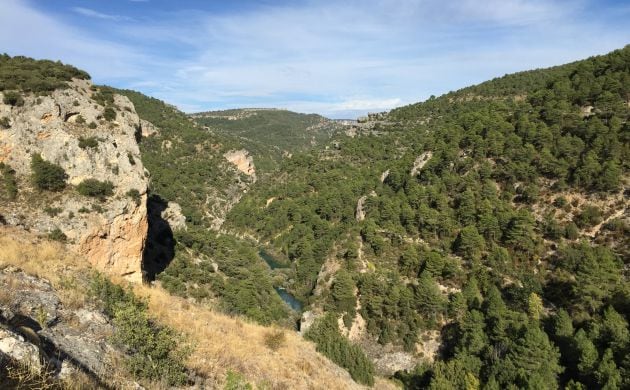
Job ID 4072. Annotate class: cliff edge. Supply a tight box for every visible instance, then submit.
[0,79,149,283]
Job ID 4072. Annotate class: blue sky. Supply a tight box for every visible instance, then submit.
[1,0,629,118]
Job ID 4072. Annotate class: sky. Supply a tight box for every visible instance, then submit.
[1,0,629,118]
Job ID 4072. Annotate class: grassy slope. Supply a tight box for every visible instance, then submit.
[0,228,394,389]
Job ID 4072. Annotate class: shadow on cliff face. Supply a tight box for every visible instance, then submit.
[142,194,175,281]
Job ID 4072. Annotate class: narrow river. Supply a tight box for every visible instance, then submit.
[258,249,303,312]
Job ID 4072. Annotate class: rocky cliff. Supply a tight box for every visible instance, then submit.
[0,79,149,283]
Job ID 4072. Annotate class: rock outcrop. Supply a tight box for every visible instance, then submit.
[224,149,256,179]
[0,80,149,282]
[0,266,126,387]
[410,151,432,176]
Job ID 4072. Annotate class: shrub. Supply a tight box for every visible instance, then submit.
[75,114,86,124]
[2,91,24,106]
[0,162,18,200]
[263,329,286,351]
[224,371,252,390]
[565,222,579,240]
[88,121,97,129]
[0,54,90,93]
[48,228,67,242]
[76,179,114,198]
[88,274,189,386]
[43,206,62,217]
[31,154,67,191]
[0,116,10,128]
[127,152,136,165]
[103,107,116,121]
[575,205,602,228]
[78,136,99,149]
[553,196,567,208]
[92,87,115,106]
[305,314,375,385]
[126,189,141,206]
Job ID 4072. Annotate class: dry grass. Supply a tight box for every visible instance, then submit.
[132,283,374,389]
[0,227,399,390]
[0,227,89,309]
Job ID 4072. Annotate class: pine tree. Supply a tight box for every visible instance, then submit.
[595,349,621,390]
[331,270,356,316]
[600,306,630,356]
[573,329,598,379]
[415,271,445,321]
[455,225,485,260]
[500,326,562,388]
[527,292,544,321]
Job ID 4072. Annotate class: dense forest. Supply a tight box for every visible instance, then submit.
[223,46,630,387]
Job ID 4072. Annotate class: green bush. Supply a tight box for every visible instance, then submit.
[78,136,99,149]
[0,162,18,200]
[224,371,252,390]
[47,228,67,242]
[31,154,67,191]
[263,329,286,351]
[92,86,115,106]
[103,107,116,121]
[305,314,375,385]
[0,54,89,93]
[43,206,62,217]
[126,189,141,206]
[0,116,10,128]
[565,222,579,239]
[75,114,86,124]
[76,179,114,198]
[575,205,602,228]
[88,121,97,129]
[88,274,189,386]
[2,91,23,106]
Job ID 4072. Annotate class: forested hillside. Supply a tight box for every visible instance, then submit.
[224,46,630,387]
[191,108,342,171]
[115,90,294,325]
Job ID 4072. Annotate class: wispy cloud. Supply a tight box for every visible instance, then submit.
[0,0,145,81]
[72,7,132,22]
[2,0,629,118]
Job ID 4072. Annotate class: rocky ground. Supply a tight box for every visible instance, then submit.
[0,265,134,388]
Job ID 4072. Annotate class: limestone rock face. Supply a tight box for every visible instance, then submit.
[161,201,186,231]
[224,149,256,179]
[0,79,149,282]
[0,328,42,371]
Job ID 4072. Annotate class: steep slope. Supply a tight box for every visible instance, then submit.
[1,228,385,389]
[191,108,343,171]
[0,58,149,283]
[114,90,296,327]
[117,89,251,230]
[0,56,393,389]
[225,46,630,387]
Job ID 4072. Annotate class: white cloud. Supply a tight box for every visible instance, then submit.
[72,7,132,22]
[1,0,629,118]
[0,0,148,81]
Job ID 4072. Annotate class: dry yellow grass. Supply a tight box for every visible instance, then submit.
[133,283,375,389]
[0,227,399,389]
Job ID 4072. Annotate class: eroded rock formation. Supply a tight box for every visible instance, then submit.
[0,80,149,282]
